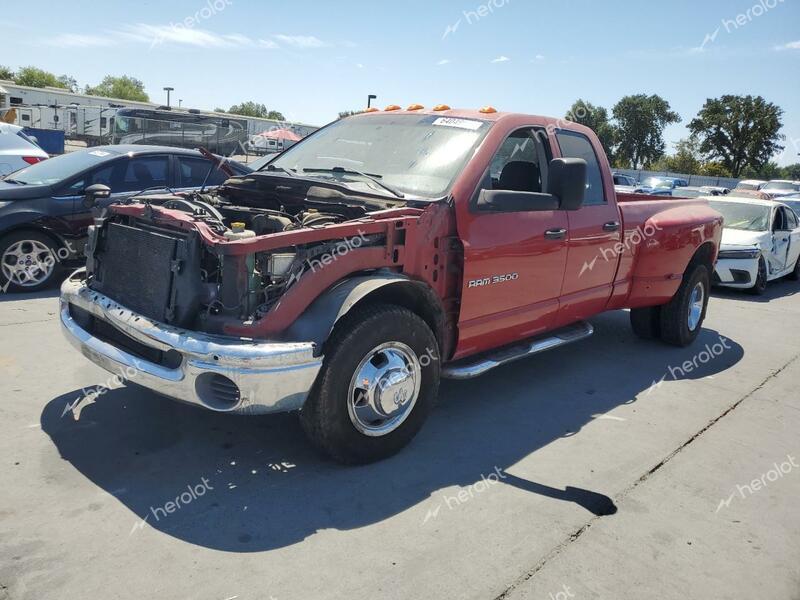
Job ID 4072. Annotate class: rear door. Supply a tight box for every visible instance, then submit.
[172,155,231,192]
[553,129,622,326]
[455,127,568,357]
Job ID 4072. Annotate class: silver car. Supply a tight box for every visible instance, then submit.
[0,123,49,176]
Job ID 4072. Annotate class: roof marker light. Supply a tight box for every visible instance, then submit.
[384,105,402,111]
[407,103,424,111]
[479,106,498,114]
[364,107,380,113]
[432,104,451,111]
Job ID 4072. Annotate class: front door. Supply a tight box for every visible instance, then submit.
[454,128,568,358]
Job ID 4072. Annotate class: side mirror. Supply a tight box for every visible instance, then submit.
[477,189,559,212]
[83,183,111,209]
[547,158,587,211]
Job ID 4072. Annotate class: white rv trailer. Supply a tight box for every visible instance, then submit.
[0,80,316,149]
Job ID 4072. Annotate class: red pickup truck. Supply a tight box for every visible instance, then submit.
[60,107,723,463]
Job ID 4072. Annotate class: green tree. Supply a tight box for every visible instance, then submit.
[698,161,731,177]
[566,99,615,160]
[13,66,71,89]
[85,75,149,102]
[663,138,702,174]
[227,101,285,121]
[780,163,800,180]
[688,95,784,178]
[741,162,782,180]
[612,94,681,169]
[0,65,14,80]
[57,75,79,93]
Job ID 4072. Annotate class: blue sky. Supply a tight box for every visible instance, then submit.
[3,0,799,164]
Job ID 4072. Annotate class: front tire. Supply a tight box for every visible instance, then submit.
[747,257,768,295]
[659,264,710,347]
[0,231,63,293]
[300,303,440,464]
[788,256,800,281]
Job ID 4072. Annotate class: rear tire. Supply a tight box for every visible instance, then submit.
[659,264,710,347]
[630,306,661,340]
[0,231,63,293]
[747,257,768,295]
[300,303,440,464]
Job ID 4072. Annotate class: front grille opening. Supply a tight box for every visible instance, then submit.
[195,373,241,411]
[68,303,183,370]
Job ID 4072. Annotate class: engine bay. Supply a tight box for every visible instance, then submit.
[86,174,403,333]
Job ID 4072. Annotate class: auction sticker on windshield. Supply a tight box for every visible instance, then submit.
[431,117,484,130]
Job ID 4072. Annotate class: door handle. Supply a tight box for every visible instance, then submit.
[544,228,567,240]
[603,221,620,232]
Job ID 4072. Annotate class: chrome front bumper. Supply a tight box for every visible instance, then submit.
[59,273,323,414]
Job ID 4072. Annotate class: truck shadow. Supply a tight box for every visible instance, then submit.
[40,310,743,552]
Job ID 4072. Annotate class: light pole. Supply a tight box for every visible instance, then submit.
[178,99,183,108]
[163,87,174,108]
[367,94,377,108]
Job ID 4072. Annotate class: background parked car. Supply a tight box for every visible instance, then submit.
[708,197,800,294]
[760,180,800,199]
[779,194,800,217]
[0,123,49,177]
[734,179,767,192]
[0,145,251,292]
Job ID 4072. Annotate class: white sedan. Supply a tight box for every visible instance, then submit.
[0,123,48,176]
[708,196,800,294]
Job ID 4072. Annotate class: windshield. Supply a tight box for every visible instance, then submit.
[269,114,491,198]
[5,150,115,185]
[763,181,799,191]
[709,200,772,231]
[735,182,762,191]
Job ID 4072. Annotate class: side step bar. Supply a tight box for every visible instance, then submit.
[442,321,594,380]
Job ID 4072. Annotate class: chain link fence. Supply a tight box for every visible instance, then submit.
[614,168,741,189]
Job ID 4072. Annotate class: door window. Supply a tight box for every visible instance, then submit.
[555,130,606,205]
[117,156,170,192]
[58,164,117,196]
[176,156,227,187]
[786,208,799,230]
[488,128,551,193]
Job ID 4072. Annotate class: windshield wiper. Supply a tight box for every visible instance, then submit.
[302,167,405,199]
[3,178,27,185]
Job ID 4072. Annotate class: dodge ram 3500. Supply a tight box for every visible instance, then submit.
[60,108,723,463]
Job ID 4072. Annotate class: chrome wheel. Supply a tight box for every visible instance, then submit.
[687,281,705,332]
[1,239,56,288]
[347,341,422,437]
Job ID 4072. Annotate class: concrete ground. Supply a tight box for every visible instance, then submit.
[0,278,798,600]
